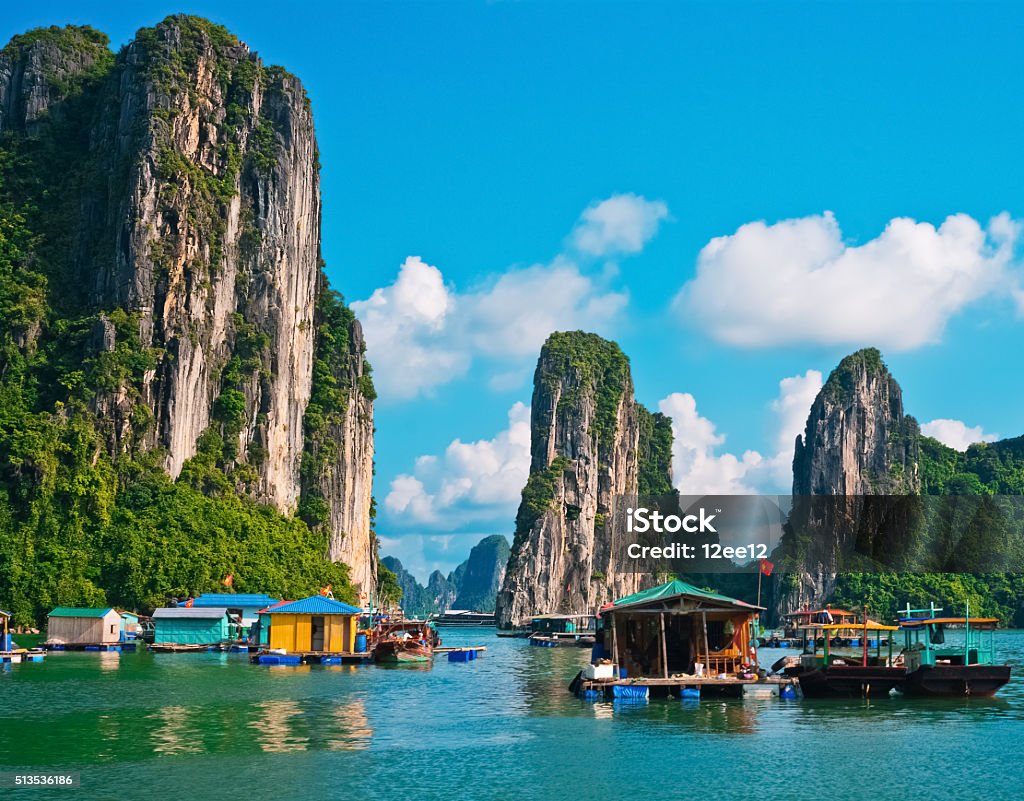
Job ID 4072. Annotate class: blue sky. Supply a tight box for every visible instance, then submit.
[6,2,1024,581]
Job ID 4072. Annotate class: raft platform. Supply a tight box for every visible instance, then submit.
[251,651,374,666]
[574,675,798,700]
[1,651,46,663]
[44,642,134,652]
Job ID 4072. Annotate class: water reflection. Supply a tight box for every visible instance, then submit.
[149,706,204,755]
[326,700,372,751]
[251,700,310,753]
[98,652,120,671]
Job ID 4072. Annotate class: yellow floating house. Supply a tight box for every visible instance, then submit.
[264,596,362,654]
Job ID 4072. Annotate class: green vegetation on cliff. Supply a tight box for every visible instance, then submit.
[537,331,630,452]
[0,19,362,626]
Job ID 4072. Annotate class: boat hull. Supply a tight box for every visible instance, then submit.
[373,641,432,663]
[787,665,906,698]
[901,664,1011,697]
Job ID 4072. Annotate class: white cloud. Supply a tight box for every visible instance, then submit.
[675,212,1020,351]
[921,419,999,452]
[570,193,670,256]
[351,257,469,399]
[658,392,764,495]
[658,369,823,495]
[354,194,659,401]
[384,402,531,527]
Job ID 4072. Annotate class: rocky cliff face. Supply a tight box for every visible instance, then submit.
[495,331,673,628]
[0,18,376,592]
[453,535,510,611]
[780,348,919,612]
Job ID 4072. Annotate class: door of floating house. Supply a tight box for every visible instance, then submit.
[265,597,361,653]
[152,607,229,645]
[46,608,122,645]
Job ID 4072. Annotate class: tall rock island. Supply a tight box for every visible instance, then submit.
[780,348,919,612]
[495,332,673,628]
[0,18,376,621]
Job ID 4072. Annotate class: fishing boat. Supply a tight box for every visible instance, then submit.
[897,603,1011,698]
[783,619,904,698]
[373,621,439,663]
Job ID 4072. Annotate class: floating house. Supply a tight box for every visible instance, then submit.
[600,580,763,679]
[188,593,279,633]
[119,611,140,641]
[152,607,229,648]
[46,607,122,647]
[264,596,362,654]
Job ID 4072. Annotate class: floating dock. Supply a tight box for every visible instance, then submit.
[252,651,374,666]
[0,651,46,664]
[44,642,135,652]
[574,675,797,700]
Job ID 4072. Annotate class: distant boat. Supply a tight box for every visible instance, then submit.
[432,610,496,627]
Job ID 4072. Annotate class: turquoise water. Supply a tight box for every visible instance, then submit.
[2,628,1023,800]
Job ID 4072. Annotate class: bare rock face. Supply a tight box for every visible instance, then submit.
[495,332,673,628]
[779,348,919,613]
[0,17,377,593]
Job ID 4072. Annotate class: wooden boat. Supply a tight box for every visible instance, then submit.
[897,604,1011,698]
[373,621,439,664]
[784,620,904,698]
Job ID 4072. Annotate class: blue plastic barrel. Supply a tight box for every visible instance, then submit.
[355,633,367,653]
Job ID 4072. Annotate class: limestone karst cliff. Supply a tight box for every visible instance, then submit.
[0,17,376,617]
[495,332,673,628]
[778,348,920,613]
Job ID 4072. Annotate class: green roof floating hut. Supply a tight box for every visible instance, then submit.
[600,580,763,679]
[152,607,230,647]
[46,608,122,646]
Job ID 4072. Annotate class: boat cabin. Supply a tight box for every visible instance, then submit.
[797,620,898,669]
[264,596,362,654]
[46,607,122,646]
[152,607,230,646]
[783,606,858,636]
[898,603,999,672]
[599,580,762,679]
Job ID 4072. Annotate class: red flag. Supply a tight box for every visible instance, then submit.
[320,584,332,597]
[222,574,234,587]
[184,598,194,608]
[760,559,774,577]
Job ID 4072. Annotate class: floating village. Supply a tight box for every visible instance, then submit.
[0,579,1012,702]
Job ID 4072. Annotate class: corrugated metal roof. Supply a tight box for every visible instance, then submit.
[152,607,228,619]
[266,596,361,615]
[48,607,115,618]
[190,593,280,608]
